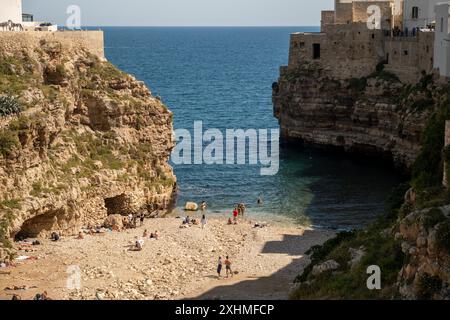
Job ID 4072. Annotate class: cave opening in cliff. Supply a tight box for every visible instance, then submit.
[14,209,65,240]
[104,194,131,216]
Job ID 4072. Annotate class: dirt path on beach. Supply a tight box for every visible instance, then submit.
[0,217,334,300]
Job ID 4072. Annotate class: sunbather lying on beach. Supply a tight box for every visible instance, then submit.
[131,237,145,251]
[150,231,159,240]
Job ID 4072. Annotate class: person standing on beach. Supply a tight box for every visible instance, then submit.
[233,208,239,222]
[201,214,207,229]
[201,201,207,212]
[239,203,246,217]
[225,256,233,278]
[217,257,223,279]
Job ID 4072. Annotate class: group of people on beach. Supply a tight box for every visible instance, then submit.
[180,214,207,229]
[121,213,146,230]
[227,203,246,225]
[130,229,160,251]
[217,256,234,279]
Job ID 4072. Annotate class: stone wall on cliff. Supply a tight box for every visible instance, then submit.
[0,33,176,260]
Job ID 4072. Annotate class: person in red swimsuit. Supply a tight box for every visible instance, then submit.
[233,208,239,222]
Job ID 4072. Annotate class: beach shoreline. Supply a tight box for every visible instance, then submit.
[0,216,335,300]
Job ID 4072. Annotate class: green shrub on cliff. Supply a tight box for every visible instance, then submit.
[0,130,20,158]
[418,274,443,300]
[422,208,446,230]
[0,199,21,210]
[385,183,411,221]
[436,220,450,253]
[292,225,404,299]
[89,60,125,81]
[412,103,450,190]
[295,231,355,283]
[411,98,434,112]
[348,77,368,91]
[0,96,22,117]
[368,70,400,83]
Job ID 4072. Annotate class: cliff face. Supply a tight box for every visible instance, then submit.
[0,34,176,259]
[273,62,440,169]
[278,61,450,300]
[397,205,450,299]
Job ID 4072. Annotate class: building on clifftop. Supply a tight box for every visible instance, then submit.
[0,0,22,24]
[434,2,450,78]
[287,0,450,83]
[0,0,58,31]
[0,0,105,59]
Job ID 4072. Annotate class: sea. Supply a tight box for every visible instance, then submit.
[102,26,403,230]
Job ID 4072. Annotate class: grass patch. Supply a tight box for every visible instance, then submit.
[88,61,125,81]
[0,130,20,158]
[0,199,21,210]
[292,227,403,299]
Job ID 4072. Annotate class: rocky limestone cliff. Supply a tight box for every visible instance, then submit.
[281,61,450,300]
[0,34,176,260]
[273,62,446,169]
[397,205,450,299]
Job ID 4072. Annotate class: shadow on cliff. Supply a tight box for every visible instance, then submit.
[189,229,329,300]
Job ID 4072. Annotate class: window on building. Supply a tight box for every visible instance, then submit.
[412,7,419,19]
[313,43,321,59]
[404,50,408,56]
[371,34,375,39]
[22,14,34,22]
[441,17,444,33]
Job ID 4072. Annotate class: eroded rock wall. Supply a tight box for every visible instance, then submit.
[273,62,440,169]
[0,33,176,258]
[397,206,450,299]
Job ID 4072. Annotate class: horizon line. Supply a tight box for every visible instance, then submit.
[70,25,320,28]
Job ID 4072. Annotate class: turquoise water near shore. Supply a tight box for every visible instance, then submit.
[103,27,403,230]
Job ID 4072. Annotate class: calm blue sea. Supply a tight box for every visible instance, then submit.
[102,27,402,230]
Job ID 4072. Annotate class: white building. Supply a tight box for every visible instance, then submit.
[0,0,22,23]
[434,2,450,77]
[403,0,442,30]
[0,0,58,31]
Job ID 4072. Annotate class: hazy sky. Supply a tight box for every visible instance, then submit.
[22,0,334,26]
